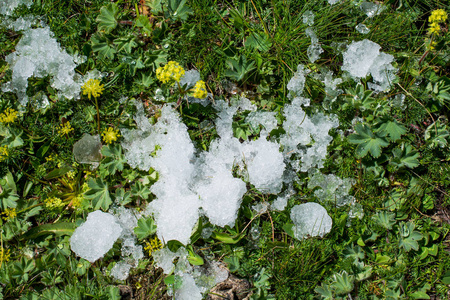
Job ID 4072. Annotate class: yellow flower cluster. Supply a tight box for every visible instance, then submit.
[44,197,64,209]
[0,247,10,264]
[192,80,207,99]
[102,127,120,144]
[57,121,74,136]
[156,61,185,84]
[428,9,447,35]
[0,145,8,162]
[1,208,17,220]
[144,237,162,256]
[82,79,104,100]
[70,194,84,209]
[0,108,18,125]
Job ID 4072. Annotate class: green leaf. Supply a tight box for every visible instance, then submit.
[211,231,244,244]
[100,144,126,176]
[96,3,118,33]
[91,34,117,60]
[391,143,420,169]
[224,55,256,82]
[0,186,19,210]
[84,178,112,211]
[342,244,365,263]
[20,223,76,241]
[373,211,396,230]
[331,271,354,295]
[134,216,157,240]
[186,245,204,266]
[348,123,389,158]
[377,118,406,142]
[223,254,240,272]
[315,284,334,300]
[442,271,450,285]
[167,0,193,21]
[399,221,423,252]
[245,32,272,52]
[113,36,138,54]
[44,165,73,180]
[135,15,153,35]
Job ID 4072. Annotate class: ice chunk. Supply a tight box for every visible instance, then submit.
[308,171,355,207]
[355,23,370,34]
[290,203,332,239]
[245,111,278,136]
[307,43,324,63]
[240,138,285,194]
[391,94,406,109]
[341,39,396,92]
[360,1,384,18]
[303,11,314,26]
[271,187,294,211]
[2,15,36,31]
[70,210,123,263]
[111,261,132,281]
[252,202,269,214]
[197,170,246,227]
[175,274,203,300]
[0,0,33,16]
[4,27,81,105]
[73,134,102,165]
[287,64,308,96]
[180,70,201,89]
[153,247,189,274]
[328,0,342,4]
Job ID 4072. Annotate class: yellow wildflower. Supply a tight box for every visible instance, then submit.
[101,127,120,144]
[0,247,10,263]
[70,194,84,209]
[0,108,18,124]
[192,80,207,99]
[429,9,447,23]
[426,39,437,51]
[44,197,64,209]
[1,208,17,220]
[66,171,76,179]
[57,121,74,135]
[428,22,441,35]
[156,61,185,84]
[82,79,104,100]
[0,145,8,162]
[144,237,162,256]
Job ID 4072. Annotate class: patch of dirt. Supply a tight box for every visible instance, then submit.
[206,274,252,300]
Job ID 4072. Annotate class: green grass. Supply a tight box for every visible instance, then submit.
[1,0,450,299]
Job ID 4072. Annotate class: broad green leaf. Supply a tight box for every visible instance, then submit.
[186,245,204,266]
[113,36,138,54]
[315,284,334,300]
[135,15,153,35]
[224,55,256,82]
[245,32,272,52]
[146,0,162,13]
[331,271,354,295]
[20,223,76,241]
[373,211,396,230]
[0,187,19,210]
[211,231,244,244]
[91,34,116,60]
[391,144,420,169]
[342,244,365,263]
[84,178,112,210]
[96,3,118,33]
[44,165,73,180]
[377,118,407,141]
[399,221,423,252]
[223,255,240,272]
[167,0,193,21]
[134,216,157,240]
[348,123,389,158]
[100,144,126,176]
[442,271,450,285]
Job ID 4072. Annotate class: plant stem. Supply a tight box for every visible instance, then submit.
[94,96,100,134]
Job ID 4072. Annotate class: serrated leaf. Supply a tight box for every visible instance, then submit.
[391,143,419,169]
[134,216,157,240]
[167,0,193,21]
[224,55,256,82]
[343,244,365,263]
[377,118,407,141]
[113,36,138,54]
[373,211,396,230]
[100,144,126,176]
[0,187,19,210]
[399,222,423,252]
[84,178,112,210]
[348,123,389,158]
[96,3,118,33]
[135,15,153,35]
[91,34,116,60]
[245,32,272,52]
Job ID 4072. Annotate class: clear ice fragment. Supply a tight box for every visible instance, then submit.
[73,134,102,164]
[355,23,370,34]
[290,203,332,240]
